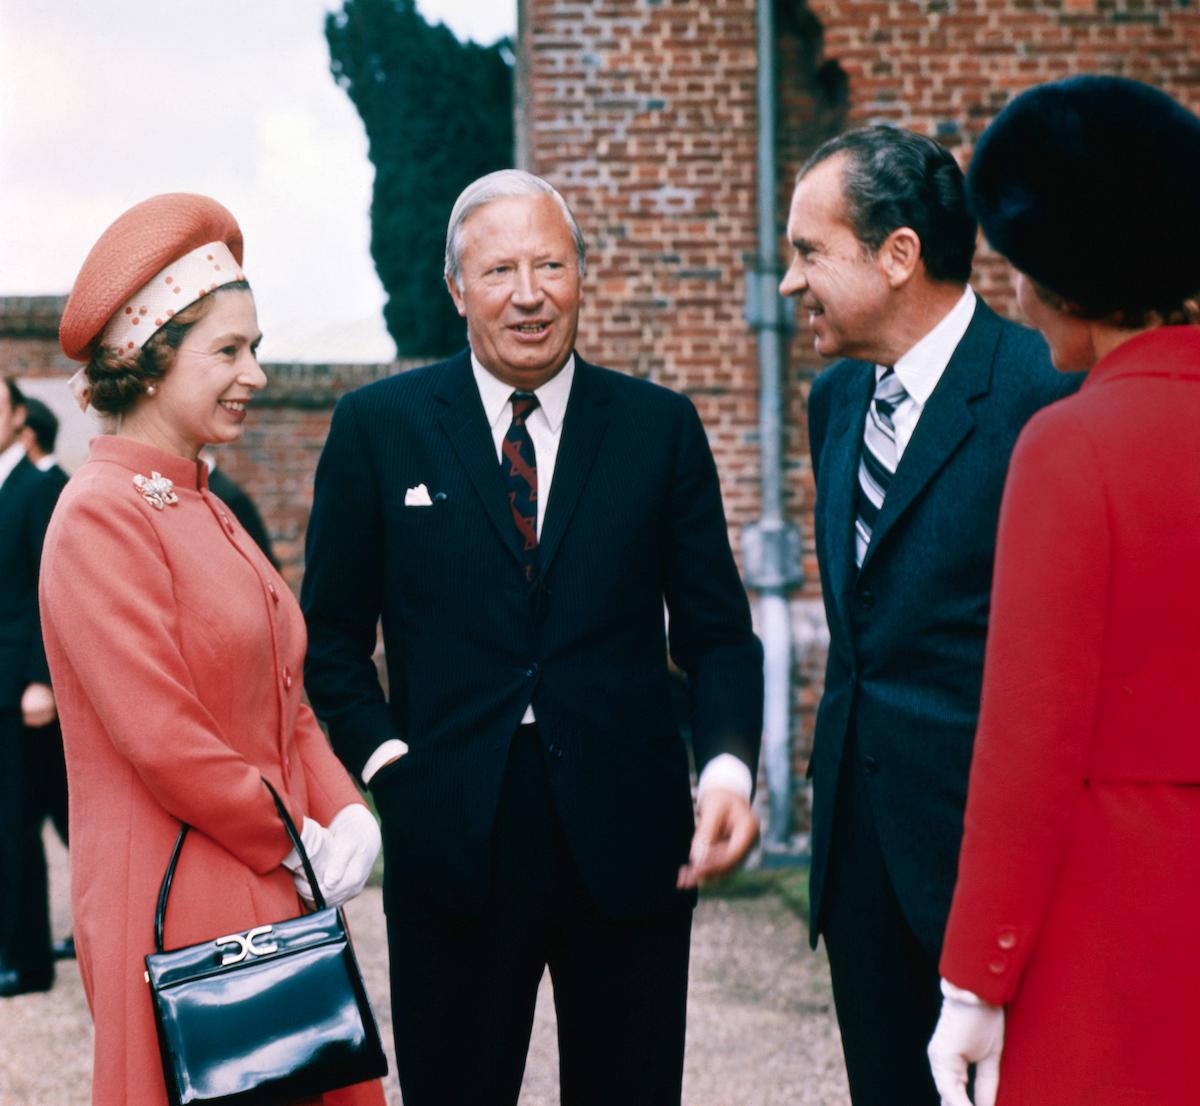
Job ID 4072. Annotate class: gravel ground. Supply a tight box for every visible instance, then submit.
[0,830,850,1105]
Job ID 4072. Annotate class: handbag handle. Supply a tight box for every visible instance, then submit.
[153,778,326,954]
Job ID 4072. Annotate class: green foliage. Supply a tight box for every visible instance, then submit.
[326,0,514,357]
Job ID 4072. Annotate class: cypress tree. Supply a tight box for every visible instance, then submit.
[326,0,514,357]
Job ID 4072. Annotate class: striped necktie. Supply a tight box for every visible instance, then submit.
[854,368,908,568]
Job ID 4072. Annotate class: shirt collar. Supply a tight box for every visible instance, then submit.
[880,286,977,405]
[0,442,26,490]
[471,351,575,434]
[35,454,57,473]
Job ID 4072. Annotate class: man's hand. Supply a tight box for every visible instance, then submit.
[21,682,57,728]
[927,980,1005,1106]
[676,787,759,889]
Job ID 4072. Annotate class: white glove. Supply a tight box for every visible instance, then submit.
[927,979,1005,1106]
[283,805,381,908]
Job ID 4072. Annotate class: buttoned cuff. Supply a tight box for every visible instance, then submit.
[361,739,410,785]
[697,754,753,803]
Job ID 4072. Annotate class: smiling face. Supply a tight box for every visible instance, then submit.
[126,289,265,460]
[446,194,582,391]
[780,154,895,363]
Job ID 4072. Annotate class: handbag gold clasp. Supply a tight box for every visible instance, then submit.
[214,924,278,965]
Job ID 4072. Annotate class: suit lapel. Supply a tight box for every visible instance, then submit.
[538,357,611,576]
[859,301,1000,574]
[819,362,875,629]
[433,353,525,571]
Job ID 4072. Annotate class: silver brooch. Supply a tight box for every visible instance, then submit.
[133,471,179,511]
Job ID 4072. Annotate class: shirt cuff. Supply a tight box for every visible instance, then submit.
[361,739,410,786]
[697,754,753,803]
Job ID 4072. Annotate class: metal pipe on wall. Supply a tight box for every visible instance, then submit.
[742,0,803,849]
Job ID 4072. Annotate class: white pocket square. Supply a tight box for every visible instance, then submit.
[404,483,433,507]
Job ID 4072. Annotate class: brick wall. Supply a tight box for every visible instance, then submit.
[519,0,1200,838]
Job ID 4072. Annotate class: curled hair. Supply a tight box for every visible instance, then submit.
[799,125,976,284]
[85,281,251,416]
[444,170,586,290]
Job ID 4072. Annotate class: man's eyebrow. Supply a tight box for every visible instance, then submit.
[791,235,819,252]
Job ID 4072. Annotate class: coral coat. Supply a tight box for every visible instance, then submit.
[940,328,1200,1105]
[39,437,383,1106]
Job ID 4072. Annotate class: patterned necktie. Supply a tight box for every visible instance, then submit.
[854,368,908,568]
[502,391,540,584]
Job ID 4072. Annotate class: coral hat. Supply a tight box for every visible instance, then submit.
[60,193,245,362]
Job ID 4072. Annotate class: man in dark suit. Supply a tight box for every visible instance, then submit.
[0,379,61,996]
[17,396,74,962]
[780,127,1079,1105]
[303,170,763,1106]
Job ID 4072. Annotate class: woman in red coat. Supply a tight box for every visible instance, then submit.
[926,78,1200,1106]
[45,194,386,1106]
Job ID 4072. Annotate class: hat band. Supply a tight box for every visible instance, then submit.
[99,241,246,355]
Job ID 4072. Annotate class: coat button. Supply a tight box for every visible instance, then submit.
[220,513,234,534]
[987,956,1007,975]
[862,755,878,776]
[858,588,875,610]
[283,667,293,690]
[996,929,1016,950]
[268,583,279,604]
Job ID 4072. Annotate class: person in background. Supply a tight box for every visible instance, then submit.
[15,395,73,960]
[19,396,70,494]
[303,169,763,1106]
[782,126,1079,1105]
[44,193,385,1106]
[201,449,279,568]
[928,76,1200,1106]
[0,379,60,996]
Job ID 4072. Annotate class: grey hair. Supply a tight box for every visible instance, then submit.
[444,169,587,290]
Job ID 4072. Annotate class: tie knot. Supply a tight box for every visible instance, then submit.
[873,369,907,414]
[511,391,539,424]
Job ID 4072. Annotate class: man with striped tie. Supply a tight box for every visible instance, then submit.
[781,126,1078,1106]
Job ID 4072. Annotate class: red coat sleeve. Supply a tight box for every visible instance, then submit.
[940,406,1110,1004]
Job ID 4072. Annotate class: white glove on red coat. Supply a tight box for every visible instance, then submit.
[282,804,381,908]
[927,978,1005,1106]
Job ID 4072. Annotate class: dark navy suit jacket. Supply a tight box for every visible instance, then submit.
[303,351,763,921]
[0,456,57,709]
[806,298,1081,953]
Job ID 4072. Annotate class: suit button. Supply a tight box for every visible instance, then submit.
[862,755,878,776]
[997,929,1017,950]
[987,956,1007,975]
[547,743,564,759]
[525,663,539,678]
[858,589,874,610]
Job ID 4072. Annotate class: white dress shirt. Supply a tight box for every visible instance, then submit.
[881,286,977,462]
[363,353,752,803]
[0,441,26,491]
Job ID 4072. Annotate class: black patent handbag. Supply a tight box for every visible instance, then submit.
[144,779,388,1106]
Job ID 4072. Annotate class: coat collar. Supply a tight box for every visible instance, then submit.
[818,299,1003,619]
[1081,325,1200,390]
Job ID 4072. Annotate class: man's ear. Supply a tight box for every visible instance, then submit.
[445,274,468,319]
[879,227,922,289]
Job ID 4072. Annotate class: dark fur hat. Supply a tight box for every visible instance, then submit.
[967,75,1200,317]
